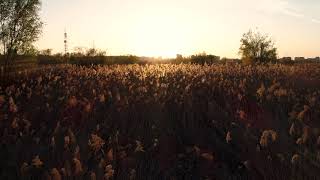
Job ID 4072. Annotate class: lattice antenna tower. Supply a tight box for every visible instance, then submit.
[64,29,68,55]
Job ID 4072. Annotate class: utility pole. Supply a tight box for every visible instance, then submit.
[64,29,68,55]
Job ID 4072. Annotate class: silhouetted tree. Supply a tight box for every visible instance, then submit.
[176,54,183,60]
[190,52,220,65]
[40,49,52,56]
[73,47,86,56]
[0,0,43,79]
[23,45,39,56]
[86,48,106,57]
[239,30,277,64]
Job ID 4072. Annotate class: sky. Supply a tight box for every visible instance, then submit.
[36,0,320,58]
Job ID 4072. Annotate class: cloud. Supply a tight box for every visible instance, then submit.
[282,8,304,18]
[255,0,304,18]
[278,1,304,18]
[311,18,320,24]
[261,0,319,24]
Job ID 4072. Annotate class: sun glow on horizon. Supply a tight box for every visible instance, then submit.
[36,0,320,58]
[125,8,199,58]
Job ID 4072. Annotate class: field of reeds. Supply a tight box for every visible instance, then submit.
[0,63,320,180]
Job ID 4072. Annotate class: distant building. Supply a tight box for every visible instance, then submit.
[279,57,292,61]
[306,57,320,62]
[223,58,240,62]
[278,57,292,63]
[294,57,305,61]
[221,58,241,65]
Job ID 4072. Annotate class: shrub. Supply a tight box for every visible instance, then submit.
[105,55,140,65]
[190,54,220,65]
[37,55,66,65]
[172,53,220,64]
[69,55,107,66]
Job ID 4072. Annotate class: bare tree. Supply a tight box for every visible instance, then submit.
[0,0,43,80]
[239,30,277,64]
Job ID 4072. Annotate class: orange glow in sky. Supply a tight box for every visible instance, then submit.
[36,0,320,58]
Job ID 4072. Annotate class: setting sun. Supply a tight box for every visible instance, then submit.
[126,8,198,58]
[36,0,320,58]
